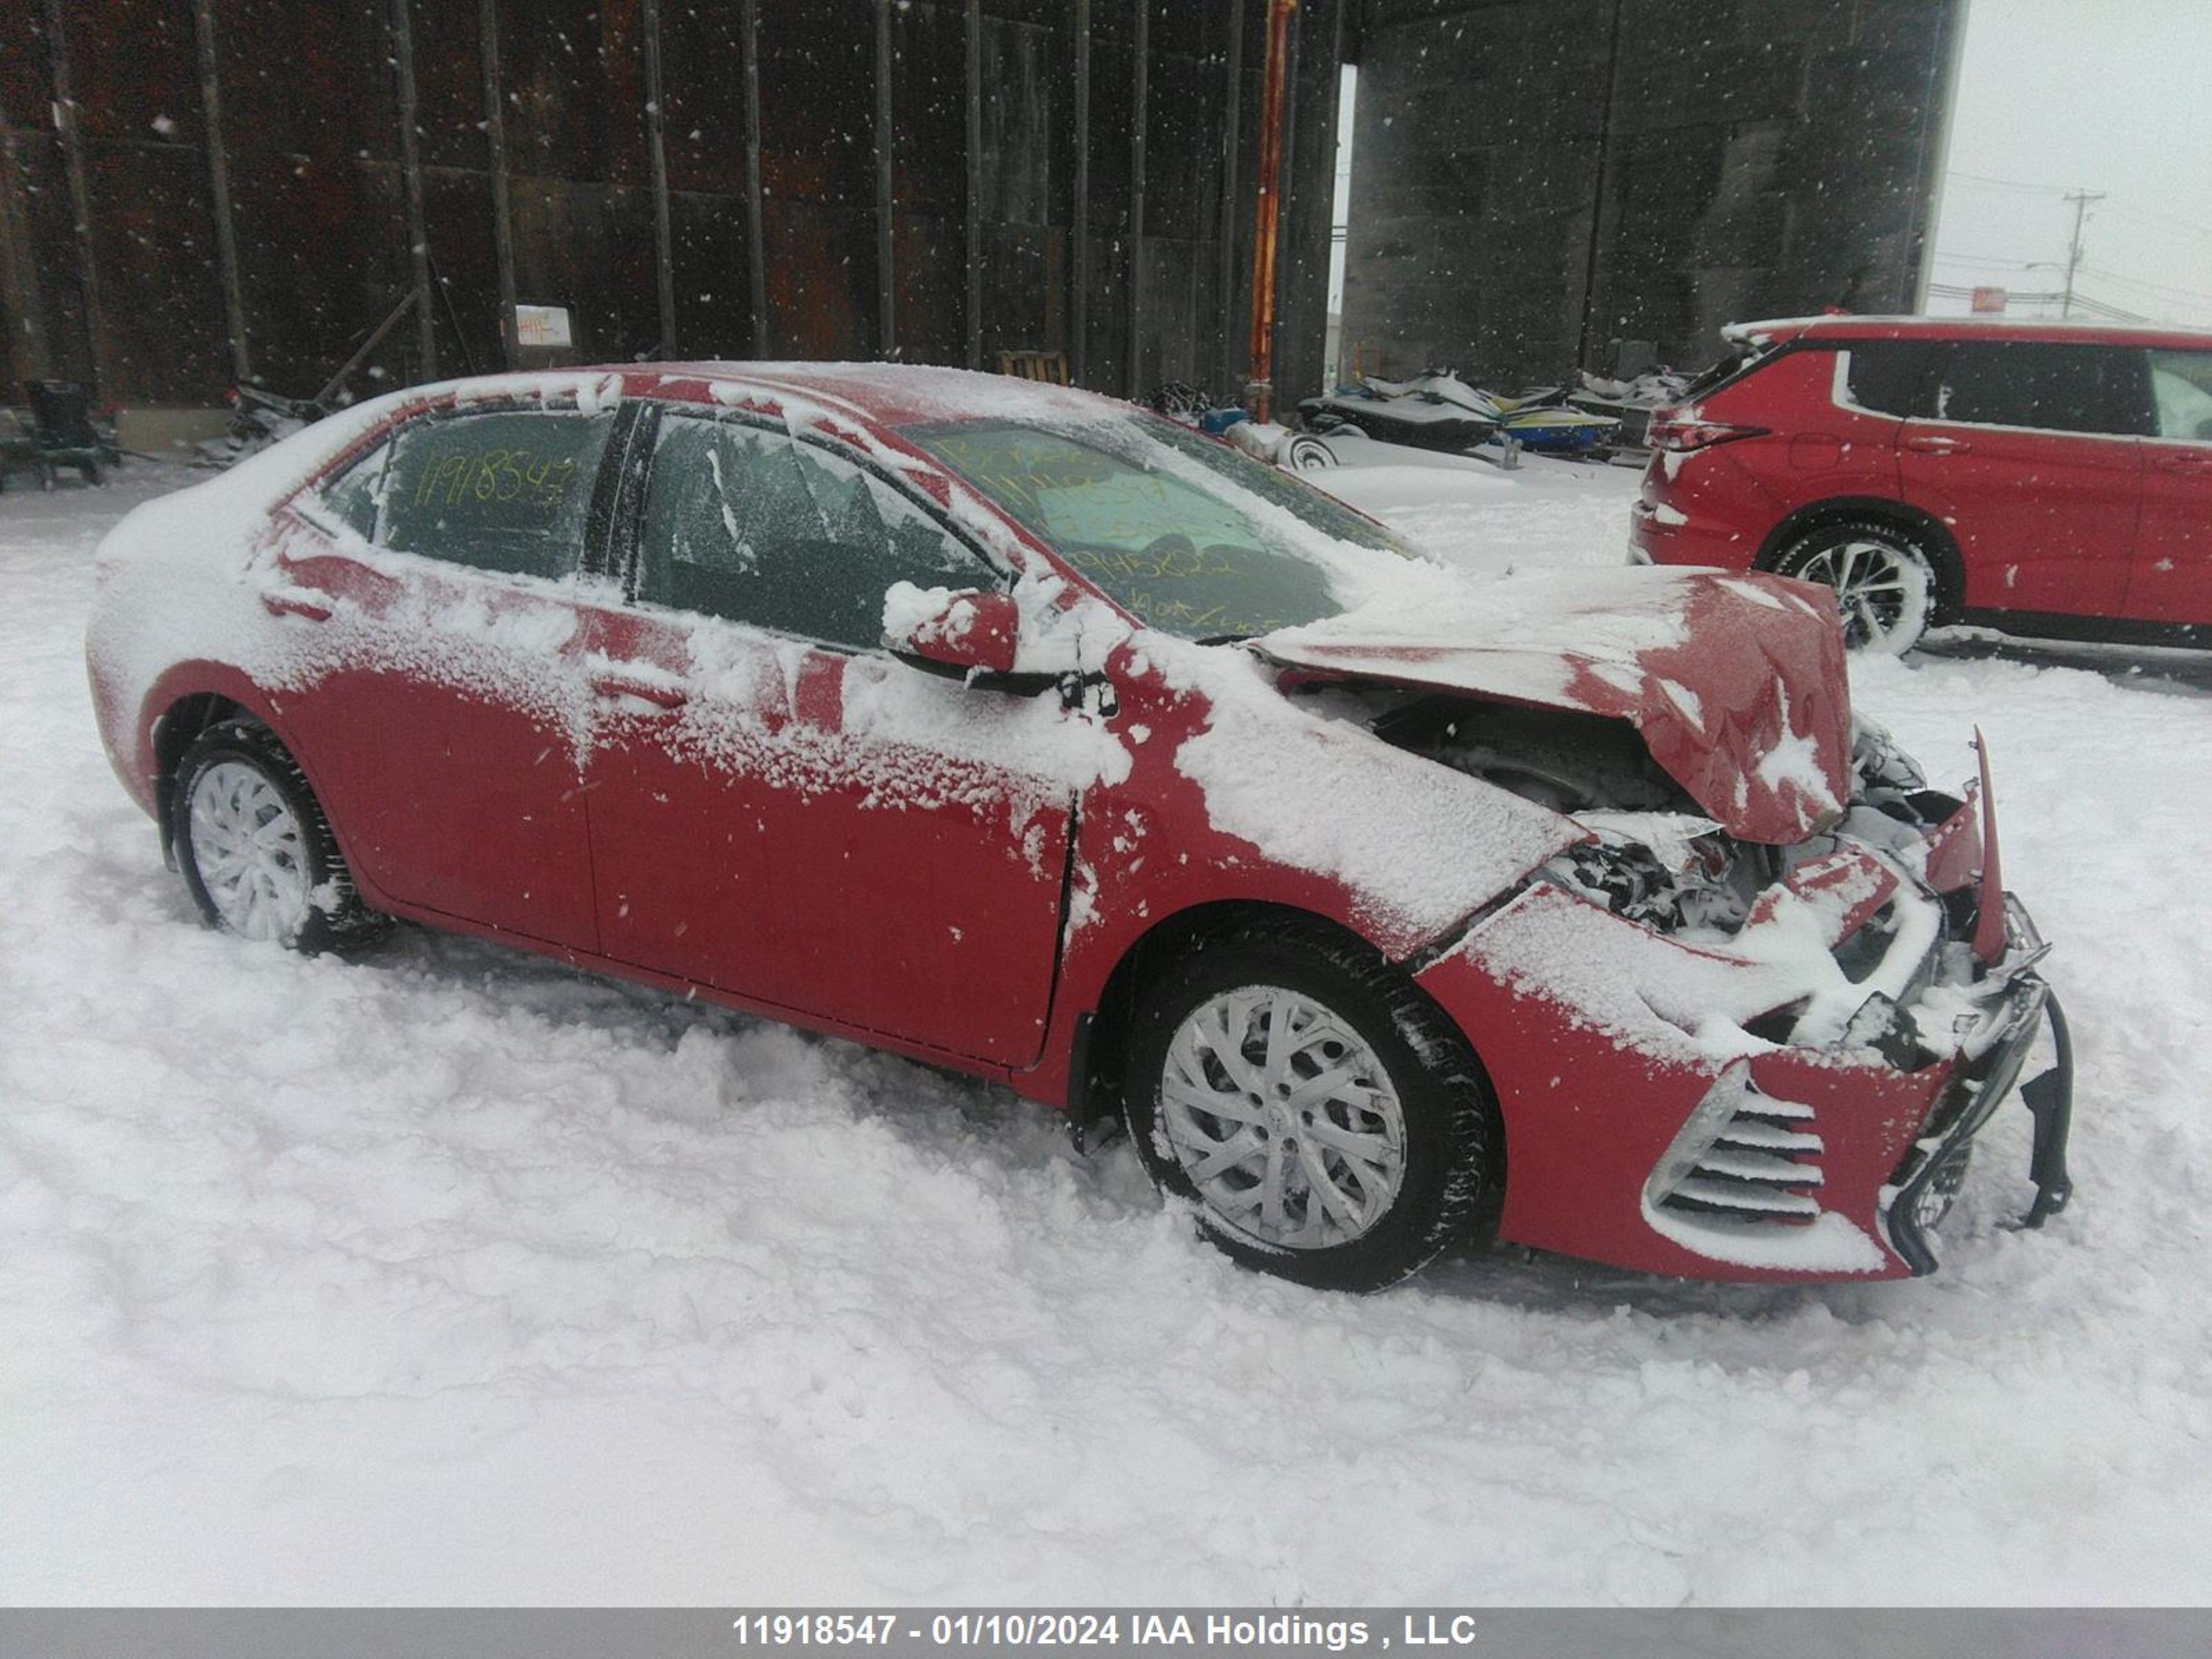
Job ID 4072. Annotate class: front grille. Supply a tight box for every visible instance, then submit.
[1653,1082,1824,1226]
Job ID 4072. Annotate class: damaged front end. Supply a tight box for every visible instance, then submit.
[1256,570,2071,1281]
[1367,689,2070,1281]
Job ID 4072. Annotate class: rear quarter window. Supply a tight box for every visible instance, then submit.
[379,409,615,579]
[1841,341,1944,418]
[312,441,391,541]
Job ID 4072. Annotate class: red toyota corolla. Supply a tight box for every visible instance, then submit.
[1632,315,2212,653]
[87,364,2072,1290]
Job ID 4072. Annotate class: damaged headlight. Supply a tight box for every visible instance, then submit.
[1852,715,1928,798]
[1545,812,1758,935]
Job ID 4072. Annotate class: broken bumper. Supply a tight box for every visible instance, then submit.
[1414,886,2073,1283]
[1883,900,2072,1273]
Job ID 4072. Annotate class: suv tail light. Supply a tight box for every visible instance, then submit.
[1647,410,1769,452]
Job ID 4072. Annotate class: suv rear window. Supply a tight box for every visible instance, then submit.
[1679,343,1768,401]
[1931,342,2153,438]
[1843,341,1943,418]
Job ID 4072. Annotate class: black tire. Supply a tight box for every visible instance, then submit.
[171,718,387,955]
[1123,918,1501,1291]
[1769,518,1942,655]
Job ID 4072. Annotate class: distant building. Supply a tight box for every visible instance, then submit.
[1339,0,1965,383]
[0,1,1956,415]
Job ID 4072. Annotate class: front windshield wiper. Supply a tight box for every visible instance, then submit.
[1195,632,1259,647]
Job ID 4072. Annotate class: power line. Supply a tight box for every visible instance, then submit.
[2067,294,2156,324]
[1932,251,2054,270]
[2081,265,2212,305]
[1946,171,2212,244]
[1927,281,2063,302]
[1945,169,2072,195]
[2101,200,2212,243]
[1924,281,2159,324]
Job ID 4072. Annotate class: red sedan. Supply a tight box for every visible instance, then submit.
[87,364,2072,1289]
[1632,315,2212,653]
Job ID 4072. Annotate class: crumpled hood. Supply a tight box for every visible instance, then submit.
[1257,566,1853,845]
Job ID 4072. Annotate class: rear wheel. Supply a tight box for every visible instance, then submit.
[1124,920,1499,1291]
[1772,520,1937,654]
[171,718,386,954]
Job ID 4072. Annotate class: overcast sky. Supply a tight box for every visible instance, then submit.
[1931,0,2212,326]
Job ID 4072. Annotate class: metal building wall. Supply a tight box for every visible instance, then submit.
[1340,0,1965,384]
[0,0,1351,411]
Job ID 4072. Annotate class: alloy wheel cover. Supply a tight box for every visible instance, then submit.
[187,761,313,942]
[1799,537,1933,651]
[1159,985,1409,1250]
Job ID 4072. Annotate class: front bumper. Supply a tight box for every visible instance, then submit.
[1414,885,2073,1283]
[1882,900,2072,1273]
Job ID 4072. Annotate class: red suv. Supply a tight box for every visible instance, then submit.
[1632,317,2212,653]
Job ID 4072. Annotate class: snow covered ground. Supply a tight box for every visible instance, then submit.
[4,451,2209,1605]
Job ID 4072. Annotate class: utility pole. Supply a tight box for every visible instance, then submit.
[2059,189,2104,318]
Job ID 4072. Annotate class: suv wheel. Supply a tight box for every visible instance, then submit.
[1772,520,1938,655]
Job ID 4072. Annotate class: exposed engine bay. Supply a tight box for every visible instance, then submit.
[1333,687,2013,1070]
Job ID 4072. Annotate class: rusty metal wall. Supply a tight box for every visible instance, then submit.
[1341,0,1964,384]
[0,0,1349,410]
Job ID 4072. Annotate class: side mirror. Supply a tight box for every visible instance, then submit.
[883,584,1024,680]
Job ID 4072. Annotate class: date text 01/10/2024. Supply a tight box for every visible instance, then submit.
[726,1611,1483,1649]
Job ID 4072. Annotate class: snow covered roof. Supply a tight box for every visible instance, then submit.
[1725,315,2211,350]
[637,361,1136,429]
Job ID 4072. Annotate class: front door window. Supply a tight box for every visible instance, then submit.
[637,415,991,644]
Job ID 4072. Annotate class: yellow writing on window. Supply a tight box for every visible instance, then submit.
[411,448,580,510]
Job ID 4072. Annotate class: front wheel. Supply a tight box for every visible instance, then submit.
[1123,921,1500,1291]
[171,718,386,954]
[1772,521,1937,654]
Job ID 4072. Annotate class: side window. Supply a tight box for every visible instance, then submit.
[638,415,992,649]
[1931,342,2153,438]
[313,440,391,541]
[377,409,615,579]
[2150,350,2212,443]
[1841,343,1942,418]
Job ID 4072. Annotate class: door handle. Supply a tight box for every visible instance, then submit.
[1904,433,1972,456]
[260,586,334,621]
[590,670,688,711]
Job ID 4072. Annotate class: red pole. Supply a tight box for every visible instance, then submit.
[1245,0,1297,423]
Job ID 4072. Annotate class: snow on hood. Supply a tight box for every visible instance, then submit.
[1255,566,1853,845]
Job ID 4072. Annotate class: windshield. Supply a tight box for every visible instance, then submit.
[904,413,1415,640]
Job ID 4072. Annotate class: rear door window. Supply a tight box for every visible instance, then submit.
[2150,350,2212,442]
[1931,342,2154,437]
[637,415,993,650]
[378,409,615,579]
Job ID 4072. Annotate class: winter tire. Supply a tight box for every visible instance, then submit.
[171,718,386,955]
[1772,520,1938,655]
[1124,919,1501,1291]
